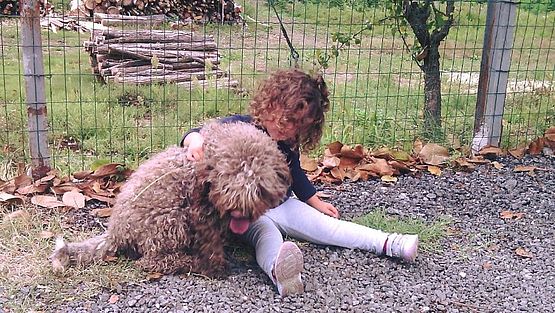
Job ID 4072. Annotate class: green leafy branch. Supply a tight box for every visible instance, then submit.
[314,21,374,69]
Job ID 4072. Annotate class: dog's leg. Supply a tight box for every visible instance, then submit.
[50,233,111,272]
[192,220,228,277]
[135,252,195,275]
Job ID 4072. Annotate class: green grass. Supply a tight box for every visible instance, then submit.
[1,1,554,173]
[354,208,451,252]
[0,204,143,312]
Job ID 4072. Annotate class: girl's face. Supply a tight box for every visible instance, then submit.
[261,109,313,142]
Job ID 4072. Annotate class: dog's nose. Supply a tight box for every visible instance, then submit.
[230,210,246,218]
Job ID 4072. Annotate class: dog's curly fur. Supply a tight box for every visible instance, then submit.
[51,122,291,277]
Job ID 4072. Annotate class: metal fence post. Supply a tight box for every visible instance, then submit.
[472,0,518,154]
[20,0,51,178]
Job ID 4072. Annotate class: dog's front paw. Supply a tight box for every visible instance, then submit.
[50,237,70,273]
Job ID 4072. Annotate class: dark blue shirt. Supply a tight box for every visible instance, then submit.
[180,115,317,202]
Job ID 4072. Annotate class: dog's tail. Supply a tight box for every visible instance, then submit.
[50,233,111,273]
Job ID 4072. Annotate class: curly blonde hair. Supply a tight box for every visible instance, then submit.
[249,69,330,151]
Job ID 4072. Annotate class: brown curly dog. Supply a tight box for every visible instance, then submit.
[51,121,291,277]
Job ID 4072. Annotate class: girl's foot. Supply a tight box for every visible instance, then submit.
[384,234,419,262]
[273,241,304,296]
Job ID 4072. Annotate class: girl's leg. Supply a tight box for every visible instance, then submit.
[240,215,284,277]
[265,198,389,254]
[241,211,304,296]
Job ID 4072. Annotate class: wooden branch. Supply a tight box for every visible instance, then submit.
[113,70,225,84]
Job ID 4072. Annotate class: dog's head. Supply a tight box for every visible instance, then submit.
[197,121,291,234]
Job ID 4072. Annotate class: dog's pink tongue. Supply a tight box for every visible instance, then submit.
[230,217,250,234]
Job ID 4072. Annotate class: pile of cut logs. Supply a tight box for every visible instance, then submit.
[1,0,51,16]
[3,0,242,24]
[70,0,242,23]
[84,29,238,88]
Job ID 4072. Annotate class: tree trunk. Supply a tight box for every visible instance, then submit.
[402,1,455,132]
[422,42,442,130]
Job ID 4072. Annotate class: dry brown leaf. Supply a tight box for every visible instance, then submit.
[391,150,411,162]
[92,180,104,194]
[340,144,365,160]
[545,127,555,149]
[39,230,55,239]
[338,156,360,169]
[104,255,118,262]
[343,169,361,182]
[51,183,79,194]
[108,294,119,304]
[491,161,504,170]
[14,174,33,189]
[146,272,164,281]
[37,174,56,184]
[0,192,25,205]
[487,244,499,252]
[356,170,371,181]
[467,156,490,164]
[73,170,93,180]
[419,143,450,166]
[322,155,341,169]
[319,174,342,184]
[52,177,62,187]
[91,163,124,178]
[85,193,115,205]
[357,158,394,176]
[452,158,476,172]
[388,160,411,174]
[300,154,319,172]
[4,209,30,221]
[30,195,66,208]
[413,138,423,155]
[544,126,555,144]
[16,183,49,195]
[527,137,544,155]
[515,247,533,258]
[373,147,394,160]
[380,175,398,183]
[91,207,113,218]
[306,167,323,182]
[330,167,345,180]
[62,191,86,209]
[513,165,537,173]
[478,146,503,159]
[508,147,526,159]
[482,261,493,270]
[500,210,525,220]
[327,141,344,155]
[427,165,442,176]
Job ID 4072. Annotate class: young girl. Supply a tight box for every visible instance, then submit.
[181,69,418,297]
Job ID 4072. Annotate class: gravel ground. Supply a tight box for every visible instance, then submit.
[10,156,555,312]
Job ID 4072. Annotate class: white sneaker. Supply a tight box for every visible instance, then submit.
[384,233,419,263]
[273,241,304,296]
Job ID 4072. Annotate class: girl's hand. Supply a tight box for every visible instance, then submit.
[306,195,340,218]
[183,132,205,161]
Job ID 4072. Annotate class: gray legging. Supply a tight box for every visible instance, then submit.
[240,198,389,280]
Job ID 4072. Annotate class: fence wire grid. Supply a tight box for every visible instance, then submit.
[1,0,554,173]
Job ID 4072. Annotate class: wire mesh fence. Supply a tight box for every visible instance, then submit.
[1,0,554,173]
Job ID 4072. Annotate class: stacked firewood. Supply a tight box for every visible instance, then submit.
[1,0,52,16]
[70,0,242,23]
[84,29,238,88]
